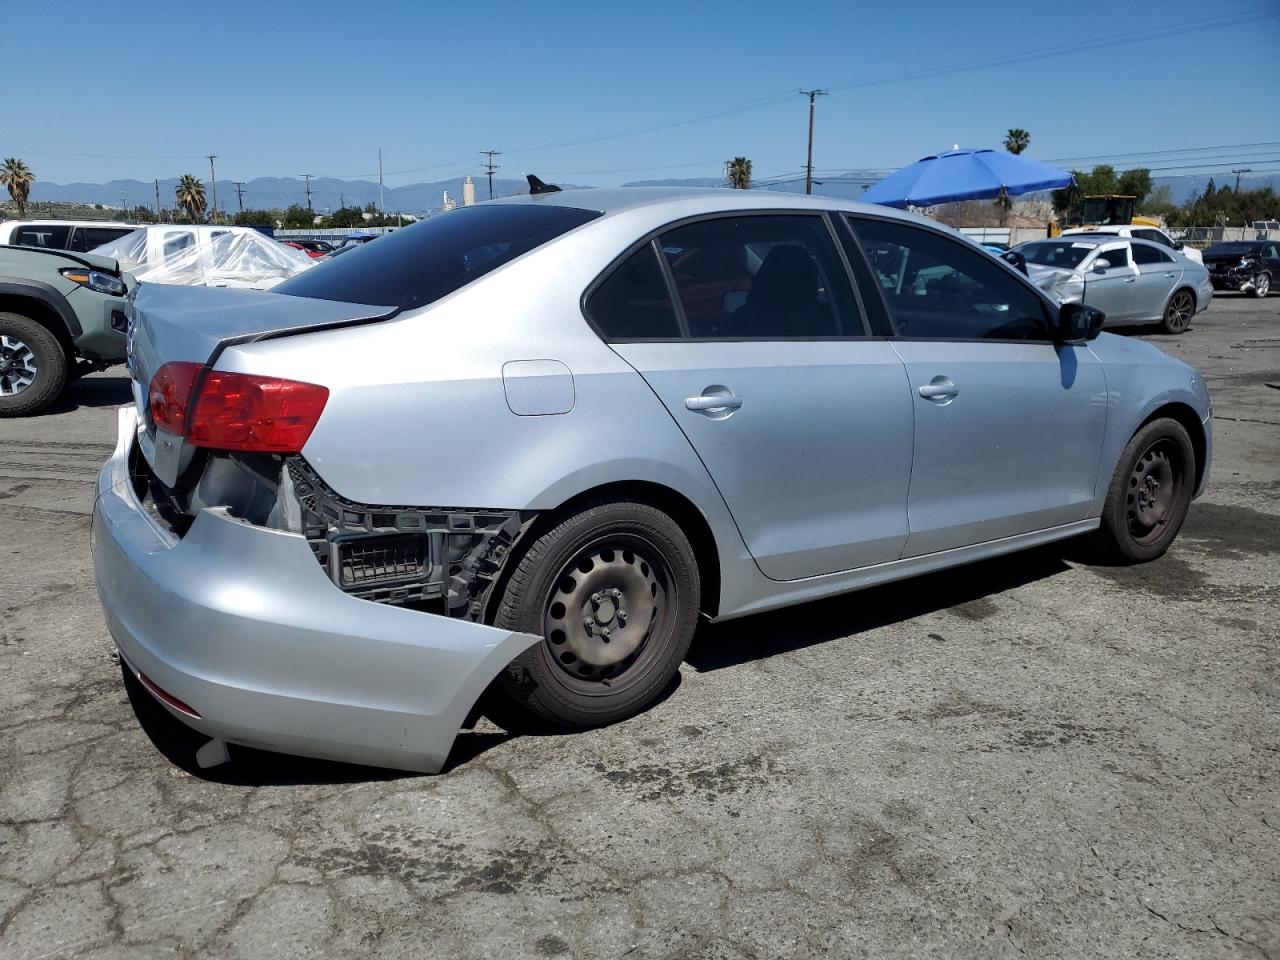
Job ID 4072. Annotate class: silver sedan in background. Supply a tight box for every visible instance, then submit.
[1016,236,1213,334]
[94,190,1212,773]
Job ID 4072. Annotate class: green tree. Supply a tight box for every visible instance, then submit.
[1,158,36,218]
[323,206,367,228]
[1117,168,1152,205]
[282,204,314,228]
[174,174,206,222]
[725,157,752,190]
[234,208,281,227]
[1003,129,1030,155]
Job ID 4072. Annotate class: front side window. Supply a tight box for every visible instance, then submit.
[163,232,195,257]
[14,225,71,248]
[70,226,134,252]
[657,215,858,339]
[586,243,680,340]
[850,217,1050,341]
[1264,243,1279,259]
[1097,245,1130,269]
[276,204,601,310]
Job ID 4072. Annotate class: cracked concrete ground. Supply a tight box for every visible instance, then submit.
[1,295,1277,960]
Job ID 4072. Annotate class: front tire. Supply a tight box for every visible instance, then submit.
[1161,289,1195,334]
[1092,418,1195,563]
[1249,272,1271,298]
[489,499,700,731]
[0,312,68,417]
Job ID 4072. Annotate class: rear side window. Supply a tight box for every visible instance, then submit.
[1132,244,1173,265]
[276,204,601,310]
[586,243,681,339]
[69,226,135,252]
[657,215,859,339]
[14,225,71,248]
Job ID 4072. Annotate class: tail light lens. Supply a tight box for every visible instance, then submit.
[147,361,329,453]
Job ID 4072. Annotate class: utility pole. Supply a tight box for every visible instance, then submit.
[206,154,219,223]
[233,181,246,214]
[301,174,314,213]
[378,148,385,214]
[799,90,827,195]
[481,150,501,199]
[154,179,162,221]
[1231,168,1252,192]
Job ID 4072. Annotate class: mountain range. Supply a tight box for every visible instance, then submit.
[25,171,1280,215]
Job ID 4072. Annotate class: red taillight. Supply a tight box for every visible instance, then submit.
[148,360,201,434]
[148,362,329,454]
[138,671,201,718]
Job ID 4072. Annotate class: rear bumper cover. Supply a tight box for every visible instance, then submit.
[92,407,539,773]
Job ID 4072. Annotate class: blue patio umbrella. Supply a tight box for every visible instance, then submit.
[860,148,1073,208]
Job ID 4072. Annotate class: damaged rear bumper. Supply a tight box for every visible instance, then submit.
[92,407,539,773]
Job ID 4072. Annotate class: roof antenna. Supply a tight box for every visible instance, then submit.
[527,174,561,195]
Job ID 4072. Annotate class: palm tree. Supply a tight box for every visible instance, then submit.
[175,174,207,222]
[725,157,752,190]
[1,158,35,218]
[1004,129,1031,155]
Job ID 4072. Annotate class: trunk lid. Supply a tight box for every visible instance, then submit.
[126,283,395,485]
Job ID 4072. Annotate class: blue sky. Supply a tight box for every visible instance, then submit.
[6,0,1280,188]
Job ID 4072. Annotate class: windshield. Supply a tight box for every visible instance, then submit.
[275,204,601,309]
[1018,240,1097,269]
[1204,242,1261,256]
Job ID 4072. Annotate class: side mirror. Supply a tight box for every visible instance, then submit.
[1092,258,1112,272]
[1001,250,1028,275]
[1058,302,1105,343]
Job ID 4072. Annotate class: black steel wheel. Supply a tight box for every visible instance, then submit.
[1161,289,1195,334]
[488,499,700,731]
[1093,417,1195,563]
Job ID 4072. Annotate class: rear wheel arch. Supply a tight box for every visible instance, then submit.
[484,480,722,624]
[1137,402,1206,492]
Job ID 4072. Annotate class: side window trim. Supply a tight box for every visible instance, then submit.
[835,214,898,337]
[651,237,692,339]
[820,212,872,337]
[847,212,1058,343]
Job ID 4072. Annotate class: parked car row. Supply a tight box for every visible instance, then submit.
[92,189,1212,772]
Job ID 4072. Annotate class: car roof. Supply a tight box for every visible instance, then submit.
[489,185,930,221]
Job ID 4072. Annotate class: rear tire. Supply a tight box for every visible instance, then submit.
[1160,289,1195,334]
[488,499,700,731]
[1249,272,1271,298]
[0,312,68,417]
[1092,417,1195,564]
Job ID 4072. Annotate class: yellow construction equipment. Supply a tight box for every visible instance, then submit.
[1049,195,1162,236]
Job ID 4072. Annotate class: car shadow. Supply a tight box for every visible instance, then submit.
[687,544,1072,672]
[37,374,133,415]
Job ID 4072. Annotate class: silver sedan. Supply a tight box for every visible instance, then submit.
[94,189,1212,773]
[1017,236,1213,334]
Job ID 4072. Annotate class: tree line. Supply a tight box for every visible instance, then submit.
[1053,164,1280,227]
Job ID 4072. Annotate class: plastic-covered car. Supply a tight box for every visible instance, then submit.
[93,225,313,289]
[94,189,1213,773]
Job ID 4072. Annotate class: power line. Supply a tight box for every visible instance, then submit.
[1046,141,1280,165]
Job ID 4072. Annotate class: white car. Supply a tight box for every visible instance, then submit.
[0,219,137,252]
[1060,225,1202,264]
[92,225,313,290]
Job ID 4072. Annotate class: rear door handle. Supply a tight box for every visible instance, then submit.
[1124,276,1136,283]
[918,376,959,402]
[1164,272,1178,278]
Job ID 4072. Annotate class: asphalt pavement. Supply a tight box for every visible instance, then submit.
[1,295,1276,959]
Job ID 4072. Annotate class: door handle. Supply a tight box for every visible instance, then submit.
[685,387,742,416]
[918,376,959,402]
[1164,272,1177,278]
[1124,276,1136,283]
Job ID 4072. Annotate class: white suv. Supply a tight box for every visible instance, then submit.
[1061,225,1202,264]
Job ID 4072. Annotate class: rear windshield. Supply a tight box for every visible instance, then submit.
[1019,240,1097,268]
[274,204,601,310]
